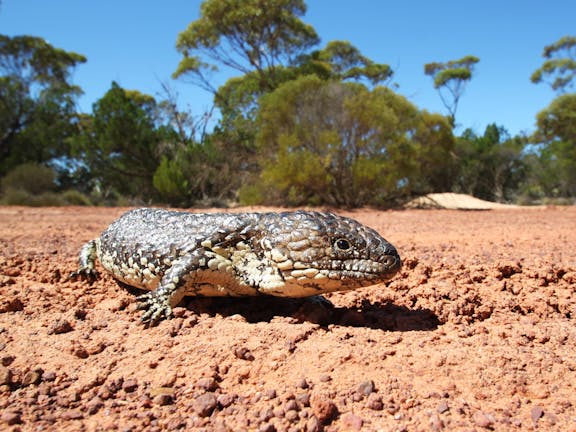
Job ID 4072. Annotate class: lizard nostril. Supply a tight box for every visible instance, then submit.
[383,254,401,271]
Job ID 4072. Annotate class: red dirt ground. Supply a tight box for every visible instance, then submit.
[0,206,575,431]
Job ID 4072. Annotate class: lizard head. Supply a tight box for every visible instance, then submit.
[255,211,401,297]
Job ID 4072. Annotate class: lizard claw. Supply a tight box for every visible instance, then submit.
[69,267,100,284]
[137,292,173,325]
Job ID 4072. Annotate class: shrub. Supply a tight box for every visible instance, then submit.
[1,163,56,195]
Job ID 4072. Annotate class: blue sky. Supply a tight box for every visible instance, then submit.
[1,0,574,136]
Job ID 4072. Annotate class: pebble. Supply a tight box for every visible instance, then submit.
[122,378,138,393]
[284,399,299,412]
[217,393,235,408]
[285,409,299,422]
[1,410,22,425]
[234,347,255,361]
[341,412,363,431]
[22,369,42,386]
[319,374,331,382]
[196,377,218,391]
[194,393,218,417]
[296,392,311,407]
[48,319,73,334]
[356,379,375,396]
[306,415,321,432]
[87,396,104,414]
[297,377,309,389]
[154,393,174,406]
[367,394,384,411]
[259,423,276,432]
[0,366,13,385]
[437,401,450,414]
[310,393,338,424]
[472,411,495,428]
[531,405,544,425]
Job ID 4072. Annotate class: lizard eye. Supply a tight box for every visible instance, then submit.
[334,238,351,251]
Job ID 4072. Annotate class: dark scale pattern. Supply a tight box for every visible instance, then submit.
[73,208,401,324]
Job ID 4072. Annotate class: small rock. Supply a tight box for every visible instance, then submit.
[1,410,22,425]
[48,319,73,334]
[1,355,15,366]
[437,401,449,414]
[429,413,444,431]
[496,261,522,279]
[285,410,299,422]
[87,396,104,414]
[62,409,84,420]
[196,377,218,391]
[310,393,338,424]
[263,388,277,400]
[284,399,299,412]
[296,392,311,407]
[319,374,331,382]
[0,366,13,385]
[72,346,89,359]
[234,347,255,361]
[42,371,57,382]
[298,377,310,389]
[367,394,383,411]
[259,407,274,422]
[122,378,138,393]
[22,369,42,386]
[259,423,276,432]
[531,406,544,424]
[472,411,494,429]
[306,415,321,432]
[154,393,174,406]
[356,379,375,396]
[341,412,363,431]
[194,393,218,417]
[217,393,235,408]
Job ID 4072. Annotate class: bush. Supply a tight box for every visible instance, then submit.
[1,163,56,195]
[60,189,93,206]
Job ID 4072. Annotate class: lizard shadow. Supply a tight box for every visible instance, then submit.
[178,296,440,332]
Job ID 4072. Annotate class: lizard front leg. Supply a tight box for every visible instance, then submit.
[137,250,205,325]
[69,240,99,283]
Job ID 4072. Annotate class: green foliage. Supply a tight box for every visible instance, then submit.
[73,82,165,201]
[529,93,576,197]
[454,125,527,202]
[531,36,576,93]
[1,162,56,195]
[174,0,319,92]
[252,76,420,207]
[0,34,86,176]
[424,55,479,126]
[409,111,457,194]
[296,40,393,87]
[0,162,92,206]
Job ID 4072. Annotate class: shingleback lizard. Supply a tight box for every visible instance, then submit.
[72,208,401,324]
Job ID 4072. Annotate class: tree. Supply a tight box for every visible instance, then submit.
[0,35,86,176]
[73,82,166,201]
[173,0,319,95]
[424,55,479,127]
[531,35,576,93]
[295,40,393,87]
[250,76,419,207]
[409,111,456,195]
[454,125,527,202]
[530,93,576,197]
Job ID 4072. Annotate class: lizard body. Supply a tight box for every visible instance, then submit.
[73,208,401,323]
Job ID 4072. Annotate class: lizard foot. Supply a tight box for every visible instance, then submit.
[137,292,173,325]
[69,268,100,284]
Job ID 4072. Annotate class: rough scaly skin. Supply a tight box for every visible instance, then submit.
[72,208,402,324]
